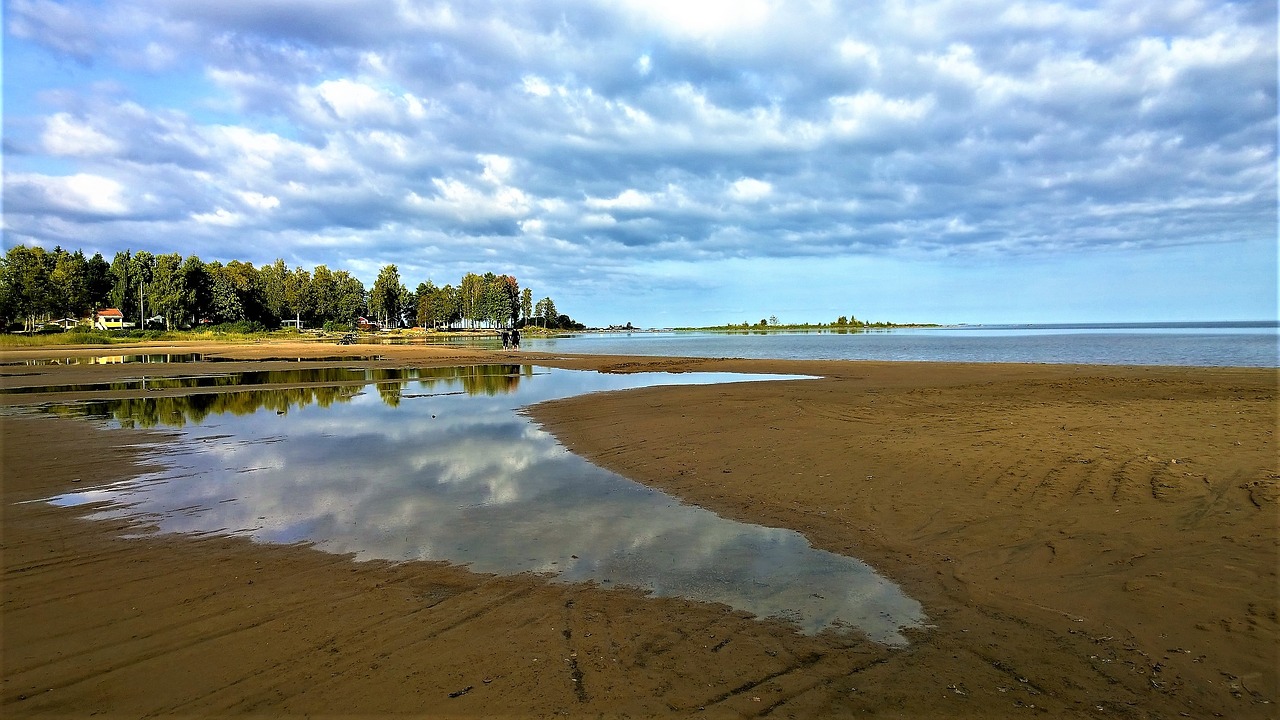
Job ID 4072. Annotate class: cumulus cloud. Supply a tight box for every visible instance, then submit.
[3,0,1274,323]
[41,113,123,157]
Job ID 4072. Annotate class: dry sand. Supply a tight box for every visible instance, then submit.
[1,340,1275,718]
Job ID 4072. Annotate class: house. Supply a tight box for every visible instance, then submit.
[355,317,380,331]
[94,308,126,330]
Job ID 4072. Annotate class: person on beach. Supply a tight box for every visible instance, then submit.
[511,328,520,350]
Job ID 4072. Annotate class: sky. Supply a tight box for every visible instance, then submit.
[3,0,1276,328]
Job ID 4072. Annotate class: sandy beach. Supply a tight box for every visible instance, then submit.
[1,341,1275,718]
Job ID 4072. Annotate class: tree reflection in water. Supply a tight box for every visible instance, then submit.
[49,365,535,427]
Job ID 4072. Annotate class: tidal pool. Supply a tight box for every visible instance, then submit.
[42,365,926,645]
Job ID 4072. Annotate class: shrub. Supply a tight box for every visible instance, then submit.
[202,320,267,334]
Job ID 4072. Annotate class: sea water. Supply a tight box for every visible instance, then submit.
[522,322,1278,367]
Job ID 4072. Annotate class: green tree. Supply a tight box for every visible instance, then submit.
[180,255,210,326]
[85,252,112,311]
[311,265,337,322]
[258,258,289,326]
[108,250,136,320]
[415,281,436,328]
[535,296,557,328]
[332,270,367,322]
[149,252,186,329]
[496,274,520,326]
[459,272,483,328]
[369,264,404,328]
[130,251,156,327]
[1,245,53,331]
[221,261,266,323]
[284,266,312,328]
[49,249,91,319]
[205,263,245,323]
[520,287,532,325]
[398,284,415,327]
[478,272,509,327]
[440,284,460,328]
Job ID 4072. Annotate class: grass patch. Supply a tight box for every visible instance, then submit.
[0,327,290,348]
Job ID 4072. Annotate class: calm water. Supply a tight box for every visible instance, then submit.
[1,353,206,366]
[40,366,926,644]
[524,322,1279,367]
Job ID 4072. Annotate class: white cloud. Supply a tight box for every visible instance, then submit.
[522,75,553,97]
[828,92,934,138]
[235,191,280,211]
[728,178,772,202]
[586,189,654,211]
[41,113,122,157]
[294,78,430,128]
[192,207,242,226]
[11,172,131,215]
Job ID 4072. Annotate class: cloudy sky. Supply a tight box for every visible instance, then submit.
[4,0,1276,327]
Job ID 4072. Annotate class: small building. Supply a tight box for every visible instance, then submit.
[94,308,126,330]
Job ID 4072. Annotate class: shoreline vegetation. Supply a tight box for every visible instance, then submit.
[675,320,941,331]
[0,244,587,336]
[1,339,1275,717]
[0,319,935,349]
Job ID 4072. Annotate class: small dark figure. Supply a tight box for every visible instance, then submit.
[500,329,510,349]
[511,328,520,350]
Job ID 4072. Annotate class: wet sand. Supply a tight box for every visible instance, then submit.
[1,341,1275,717]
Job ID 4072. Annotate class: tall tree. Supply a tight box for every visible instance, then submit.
[2,245,53,331]
[207,263,246,323]
[49,249,91,319]
[458,272,482,328]
[415,281,434,328]
[108,250,135,320]
[221,261,265,324]
[440,284,461,328]
[284,266,312,328]
[369,264,404,328]
[479,272,505,328]
[520,287,532,325]
[130,251,156,327]
[85,252,112,311]
[332,270,367,322]
[148,253,186,329]
[258,258,289,326]
[535,296,557,328]
[311,265,337,322]
[179,255,210,326]
[398,284,415,327]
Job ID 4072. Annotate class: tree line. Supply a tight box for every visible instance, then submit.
[0,244,583,333]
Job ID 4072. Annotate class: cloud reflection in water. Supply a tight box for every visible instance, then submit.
[47,366,925,644]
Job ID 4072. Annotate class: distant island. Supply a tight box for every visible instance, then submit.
[675,316,941,331]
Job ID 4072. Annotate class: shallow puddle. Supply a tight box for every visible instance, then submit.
[40,366,926,644]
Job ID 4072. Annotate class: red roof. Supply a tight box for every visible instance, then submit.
[98,308,124,317]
